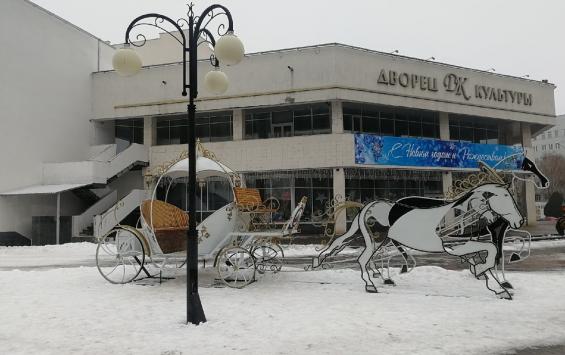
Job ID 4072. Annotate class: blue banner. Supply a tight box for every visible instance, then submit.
[354,134,523,169]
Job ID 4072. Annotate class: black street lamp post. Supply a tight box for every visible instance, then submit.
[112,3,244,325]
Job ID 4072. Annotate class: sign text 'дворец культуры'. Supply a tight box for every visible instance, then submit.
[376,69,533,106]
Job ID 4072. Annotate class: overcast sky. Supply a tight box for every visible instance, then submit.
[33,0,565,114]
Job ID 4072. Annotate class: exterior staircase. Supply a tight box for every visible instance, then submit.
[40,143,151,241]
[43,143,148,186]
[72,190,118,240]
[93,189,148,239]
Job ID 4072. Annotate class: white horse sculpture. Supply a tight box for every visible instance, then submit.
[313,183,524,299]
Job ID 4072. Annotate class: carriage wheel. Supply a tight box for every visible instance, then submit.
[96,227,145,284]
[217,247,256,288]
[251,242,284,273]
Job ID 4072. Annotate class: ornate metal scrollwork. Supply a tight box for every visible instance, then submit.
[445,161,508,199]
[198,225,210,243]
[312,194,364,250]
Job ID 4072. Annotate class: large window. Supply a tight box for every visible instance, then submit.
[343,103,439,139]
[345,169,442,202]
[449,115,499,144]
[244,103,331,139]
[115,118,143,152]
[245,174,293,222]
[244,170,333,224]
[156,111,233,145]
[294,176,333,224]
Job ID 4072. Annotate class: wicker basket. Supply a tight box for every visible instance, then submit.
[141,200,188,254]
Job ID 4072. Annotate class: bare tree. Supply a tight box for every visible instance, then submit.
[537,154,565,196]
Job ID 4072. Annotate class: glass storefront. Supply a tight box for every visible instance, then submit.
[156,167,446,228]
[157,170,334,227]
[156,111,233,145]
[345,168,442,202]
[345,168,442,222]
[244,170,333,224]
[343,102,440,139]
[244,103,331,139]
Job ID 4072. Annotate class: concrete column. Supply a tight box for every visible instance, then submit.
[331,100,343,134]
[333,168,346,234]
[142,116,154,192]
[56,192,60,245]
[441,172,453,196]
[521,123,537,226]
[233,109,244,141]
[439,112,450,140]
[91,120,115,145]
[143,116,155,146]
[439,112,452,196]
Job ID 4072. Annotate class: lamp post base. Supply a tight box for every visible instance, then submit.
[187,291,207,325]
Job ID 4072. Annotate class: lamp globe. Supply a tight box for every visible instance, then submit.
[204,69,229,94]
[112,48,142,77]
[214,32,244,66]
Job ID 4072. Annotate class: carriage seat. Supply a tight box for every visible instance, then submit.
[234,187,277,212]
[140,200,188,254]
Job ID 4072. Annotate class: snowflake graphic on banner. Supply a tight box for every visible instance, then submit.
[355,134,384,164]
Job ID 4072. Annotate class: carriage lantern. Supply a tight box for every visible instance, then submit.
[112,3,244,325]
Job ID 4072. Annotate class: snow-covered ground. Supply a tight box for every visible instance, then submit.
[1,242,565,355]
[0,242,95,269]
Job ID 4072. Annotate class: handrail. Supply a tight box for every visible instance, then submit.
[93,189,148,239]
[72,190,118,237]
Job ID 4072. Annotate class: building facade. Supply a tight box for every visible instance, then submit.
[0,1,558,243]
[531,114,565,159]
[92,41,556,233]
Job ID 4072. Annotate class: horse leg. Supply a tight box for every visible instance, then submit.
[368,238,395,285]
[484,269,513,300]
[392,240,411,274]
[492,220,514,289]
[313,214,359,269]
[445,241,497,277]
[487,219,509,266]
[359,232,387,293]
[487,219,513,289]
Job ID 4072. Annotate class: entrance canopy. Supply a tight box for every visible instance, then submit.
[0,183,88,196]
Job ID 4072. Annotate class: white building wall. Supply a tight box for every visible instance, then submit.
[92,44,555,127]
[115,30,213,66]
[149,134,355,174]
[0,0,114,238]
[531,114,565,159]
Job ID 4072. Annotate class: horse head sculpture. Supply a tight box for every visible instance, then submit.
[475,184,524,229]
[521,156,549,188]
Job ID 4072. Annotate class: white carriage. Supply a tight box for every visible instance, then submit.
[96,145,308,287]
